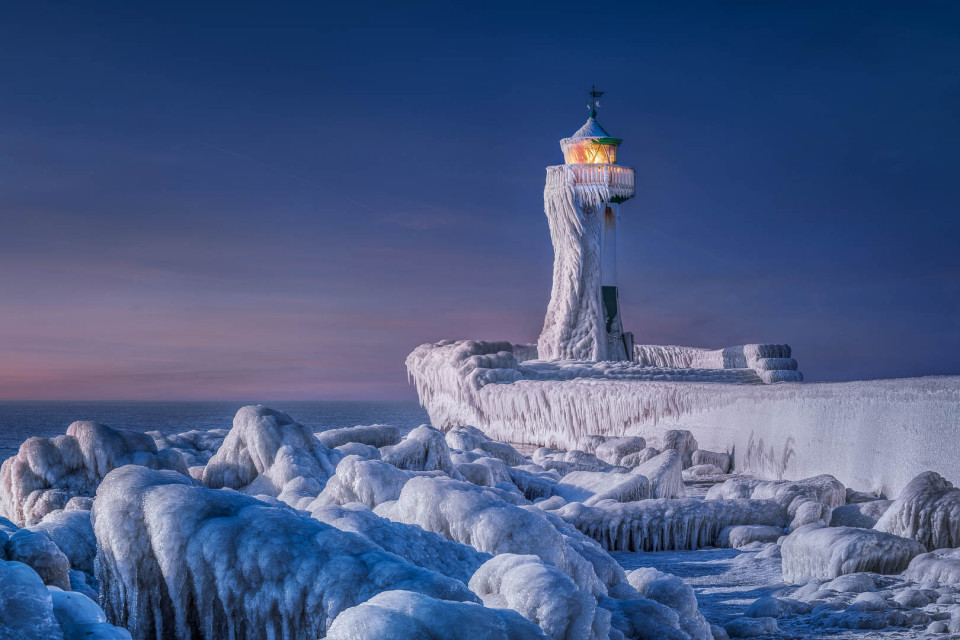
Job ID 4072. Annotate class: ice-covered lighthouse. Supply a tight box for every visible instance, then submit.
[538,88,636,362]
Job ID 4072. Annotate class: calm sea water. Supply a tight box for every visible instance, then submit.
[0,401,430,462]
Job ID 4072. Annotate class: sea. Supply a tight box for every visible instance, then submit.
[0,401,430,462]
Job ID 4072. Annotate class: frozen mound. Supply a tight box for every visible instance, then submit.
[317,424,401,449]
[627,567,712,640]
[874,471,960,550]
[380,425,459,475]
[682,464,726,481]
[312,455,412,509]
[556,498,787,552]
[201,405,340,508]
[446,425,528,466]
[659,430,698,469]
[904,547,960,586]
[552,469,650,506]
[577,435,609,454]
[717,524,784,549]
[93,465,475,640]
[326,589,549,640]
[469,553,609,640]
[691,449,731,474]
[149,428,228,467]
[383,475,606,594]
[829,500,892,528]
[780,523,926,582]
[594,437,646,466]
[508,466,560,501]
[0,421,187,526]
[0,559,65,639]
[706,474,845,529]
[6,528,72,589]
[310,502,489,584]
[632,450,683,499]
[29,510,95,574]
[533,447,609,475]
[619,447,660,467]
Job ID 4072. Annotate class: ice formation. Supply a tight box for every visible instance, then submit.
[406,339,960,496]
[632,450,684,499]
[149,429,227,468]
[311,454,412,508]
[325,590,549,640]
[6,528,72,589]
[555,498,787,552]
[594,437,645,466]
[716,524,784,549]
[691,449,731,474]
[469,553,609,640]
[903,547,960,585]
[0,421,187,526]
[829,499,891,528]
[201,405,340,508]
[379,425,459,476]
[874,470,960,550]
[552,469,650,506]
[317,424,401,449]
[705,474,845,529]
[29,510,95,574]
[93,465,475,639]
[780,523,926,582]
[626,567,712,640]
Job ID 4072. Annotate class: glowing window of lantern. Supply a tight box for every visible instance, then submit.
[563,138,619,165]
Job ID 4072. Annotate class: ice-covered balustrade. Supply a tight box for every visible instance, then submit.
[407,339,960,496]
[634,344,802,383]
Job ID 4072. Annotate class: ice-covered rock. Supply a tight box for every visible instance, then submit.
[201,405,340,508]
[533,448,609,475]
[619,447,660,467]
[0,421,187,526]
[334,441,381,459]
[310,502,489,584]
[470,554,608,640]
[874,471,960,550]
[509,466,560,502]
[723,616,778,638]
[633,450,684,499]
[149,428,228,467]
[0,559,63,639]
[29,510,95,574]
[49,588,133,639]
[325,590,549,640]
[312,455,412,509]
[903,548,960,586]
[682,464,726,481]
[691,449,731,474]
[660,430,698,469]
[829,500,892,528]
[380,425,459,476]
[706,474,845,529]
[594,437,645,466]
[93,465,475,639]
[317,424,401,449]
[446,425,527,466]
[6,529,71,589]
[552,469,650,506]
[717,525,784,549]
[556,498,787,552]
[626,567,712,640]
[577,435,609,454]
[780,523,926,582]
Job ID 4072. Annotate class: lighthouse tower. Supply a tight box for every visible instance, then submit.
[538,89,636,362]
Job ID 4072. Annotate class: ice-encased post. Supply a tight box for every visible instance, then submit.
[537,111,635,362]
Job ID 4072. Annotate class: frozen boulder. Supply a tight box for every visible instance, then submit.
[49,588,133,640]
[619,447,660,467]
[626,567,712,640]
[780,524,926,582]
[532,448,608,475]
[380,425,459,475]
[310,503,489,584]
[556,498,787,552]
[723,616,778,638]
[508,466,560,502]
[552,469,650,506]
[874,471,960,550]
[202,405,340,508]
[150,428,228,467]
[0,421,187,526]
[577,435,609,454]
[334,441,381,459]
[633,450,684,499]
[317,424,401,449]
[312,455,412,509]
[903,548,960,586]
[29,510,95,574]
[325,590,548,640]
[93,466,475,640]
[470,554,608,640]
[660,430,698,468]
[717,525,784,549]
[594,437,646,466]
[706,474,845,529]
[0,559,64,639]
[6,529,71,589]
[691,449,731,474]
[830,500,892,528]
[682,464,726,481]
[445,425,526,466]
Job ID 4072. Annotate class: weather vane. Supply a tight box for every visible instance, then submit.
[587,85,604,118]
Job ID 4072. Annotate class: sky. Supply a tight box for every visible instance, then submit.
[0,1,958,401]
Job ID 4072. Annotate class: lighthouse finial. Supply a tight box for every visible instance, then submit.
[587,85,604,119]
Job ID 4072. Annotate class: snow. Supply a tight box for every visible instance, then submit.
[407,338,960,496]
[0,421,187,526]
[874,471,960,550]
[92,465,476,639]
[780,523,926,582]
[201,404,340,508]
[469,553,609,640]
[325,590,549,640]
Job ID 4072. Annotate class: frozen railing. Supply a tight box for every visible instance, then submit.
[570,164,635,195]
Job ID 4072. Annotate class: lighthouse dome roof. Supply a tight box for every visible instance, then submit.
[569,116,611,139]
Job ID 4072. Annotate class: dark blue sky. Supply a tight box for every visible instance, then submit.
[1,1,958,400]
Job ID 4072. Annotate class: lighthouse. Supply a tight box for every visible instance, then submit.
[538,89,636,362]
